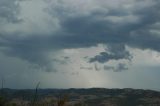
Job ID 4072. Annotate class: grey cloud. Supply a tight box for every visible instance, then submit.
[0,0,160,71]
[104,63,128,72]
[94,63,101,71]
[115,63,128,72]
[89,44,132,63]
[52,58,69,65]
[104,65,114,71]
[0,0,22,23]
[80,66,93,70]
[53,0,160,50]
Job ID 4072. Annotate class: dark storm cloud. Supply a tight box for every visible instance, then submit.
[0,0,160,71]
[0,0,22,23]
[89,44,132,63]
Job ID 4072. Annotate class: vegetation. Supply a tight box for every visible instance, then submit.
[0,88,160,106]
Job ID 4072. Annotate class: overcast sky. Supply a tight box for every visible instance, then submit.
[0,0,160,90]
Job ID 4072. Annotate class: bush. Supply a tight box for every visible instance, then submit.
[0,96,6,106]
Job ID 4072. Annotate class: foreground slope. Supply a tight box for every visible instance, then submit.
[1,88,160,106]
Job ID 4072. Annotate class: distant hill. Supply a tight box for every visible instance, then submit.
[1,88,160,106]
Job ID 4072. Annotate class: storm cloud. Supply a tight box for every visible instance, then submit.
[0,0,160,71]
[89,44,132,63]
[0,0,21,23]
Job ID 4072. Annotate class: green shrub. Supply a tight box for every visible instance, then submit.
[0,96,6,106]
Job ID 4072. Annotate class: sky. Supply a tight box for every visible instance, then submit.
[0,0,160,90]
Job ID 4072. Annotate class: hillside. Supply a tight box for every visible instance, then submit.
[0,88,160,106]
